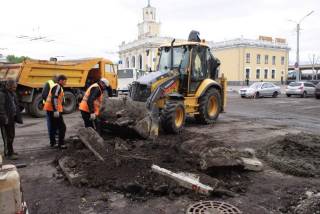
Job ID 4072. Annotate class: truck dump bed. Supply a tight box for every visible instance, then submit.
[0,58,116,88]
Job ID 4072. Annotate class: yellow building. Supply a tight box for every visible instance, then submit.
[211,36,290,85]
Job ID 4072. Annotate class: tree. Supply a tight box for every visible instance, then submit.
[6,55,30,63]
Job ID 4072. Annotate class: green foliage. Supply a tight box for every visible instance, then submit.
[6,55,30,63]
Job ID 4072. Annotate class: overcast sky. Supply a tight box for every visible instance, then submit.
[0,0,319,64]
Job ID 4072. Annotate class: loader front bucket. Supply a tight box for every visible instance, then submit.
[99,97,159,139]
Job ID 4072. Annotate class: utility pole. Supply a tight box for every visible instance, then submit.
[296,23,300,81]
[289,11,314,81]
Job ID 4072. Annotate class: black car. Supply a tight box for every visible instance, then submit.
[316,83,320,99]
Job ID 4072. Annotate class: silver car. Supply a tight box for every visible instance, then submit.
[239,82,281,98]
[285,82,316,98]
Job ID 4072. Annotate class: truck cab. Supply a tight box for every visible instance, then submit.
[117,68,147,94]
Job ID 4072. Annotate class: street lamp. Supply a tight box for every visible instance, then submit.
[288,10,314,81]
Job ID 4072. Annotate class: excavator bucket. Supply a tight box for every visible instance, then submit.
[99,97,159,139]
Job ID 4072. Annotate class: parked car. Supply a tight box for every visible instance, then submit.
[285,82,316,98]
[315,83,320,99]
[239,82,281,98]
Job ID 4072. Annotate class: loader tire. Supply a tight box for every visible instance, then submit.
[195,88,221,124]
[30,93,46,118]
[160,100,186,134]
[63,91,76,114]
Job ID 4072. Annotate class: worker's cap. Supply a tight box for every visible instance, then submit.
[100,78,109,87]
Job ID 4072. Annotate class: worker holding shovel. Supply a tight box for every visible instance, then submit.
[79,78,109,132]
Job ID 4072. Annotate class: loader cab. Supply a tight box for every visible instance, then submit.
[158,43,219,95]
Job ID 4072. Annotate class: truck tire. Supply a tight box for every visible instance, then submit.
[30,93,46,118]
[160,100,186,134]
[63,91,76,114]
[195,88,221,124]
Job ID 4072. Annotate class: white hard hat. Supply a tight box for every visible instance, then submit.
[100,78,109,87]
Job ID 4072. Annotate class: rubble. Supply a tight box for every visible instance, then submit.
[57,131,260,200]
[259,133,320,177]
[181,139,263,171]
[77,127,106,162]
[294,193,320,214]
[58,156,85,186]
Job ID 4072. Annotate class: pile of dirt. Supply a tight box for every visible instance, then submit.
[99,97,152,138]
[59,131,251,200]
[258,133,320,177]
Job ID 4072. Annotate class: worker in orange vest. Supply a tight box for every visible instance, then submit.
[43,75,67,149]
[79,78,109,130]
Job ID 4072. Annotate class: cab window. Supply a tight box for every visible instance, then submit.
[190,46,207,92]
[105,64,114,73]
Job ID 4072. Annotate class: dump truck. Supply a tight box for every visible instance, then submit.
[100,31,227,138]
[0,58,118,117]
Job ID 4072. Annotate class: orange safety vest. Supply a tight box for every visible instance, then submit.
[79,83,103,115]
[43,83,65,112]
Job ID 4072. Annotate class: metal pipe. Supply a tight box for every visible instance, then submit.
[170,39,175,70]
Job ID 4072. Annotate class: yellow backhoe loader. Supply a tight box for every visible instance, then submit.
[101,31,227,138]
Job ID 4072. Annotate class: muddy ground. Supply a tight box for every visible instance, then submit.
[2,92,320,214]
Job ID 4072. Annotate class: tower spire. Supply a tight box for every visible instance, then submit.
[148,0,150,6]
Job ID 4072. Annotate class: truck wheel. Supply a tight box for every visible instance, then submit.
[30,93,46,118]
[63,91,76,114]
[160,100,185,134]
[316,95,320,99]
[195,88,221,124]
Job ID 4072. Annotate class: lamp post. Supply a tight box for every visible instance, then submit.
[289,11,314,81]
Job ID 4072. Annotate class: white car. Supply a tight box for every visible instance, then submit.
[239,82,281,98]
[117,68,147,94]
[285,82,316,98]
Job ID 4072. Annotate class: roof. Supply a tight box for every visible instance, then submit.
[209,38,290,51]
[160,41,209,48]
[25,57,113,65]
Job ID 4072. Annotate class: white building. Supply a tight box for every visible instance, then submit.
[119,1,183,71]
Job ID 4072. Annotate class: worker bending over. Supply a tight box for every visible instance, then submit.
[43,75,67,149]
[79,78,109,130]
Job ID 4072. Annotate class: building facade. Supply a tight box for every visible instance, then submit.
[210,36,290,85]
[119,3,290,85]
[119,1,183,71]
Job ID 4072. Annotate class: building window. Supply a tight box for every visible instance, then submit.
[126,57,129,67]
[138,55,143,69]
[257,54,261,64]
[131,56,136,68]
[281,56,285,65]
[245,68,250,79]
[246,53,250,63]
[265,55,268,64]
[272,56,276,65]
[264,69,268,79]
[256,69,260,79]
[271,69,275,79]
